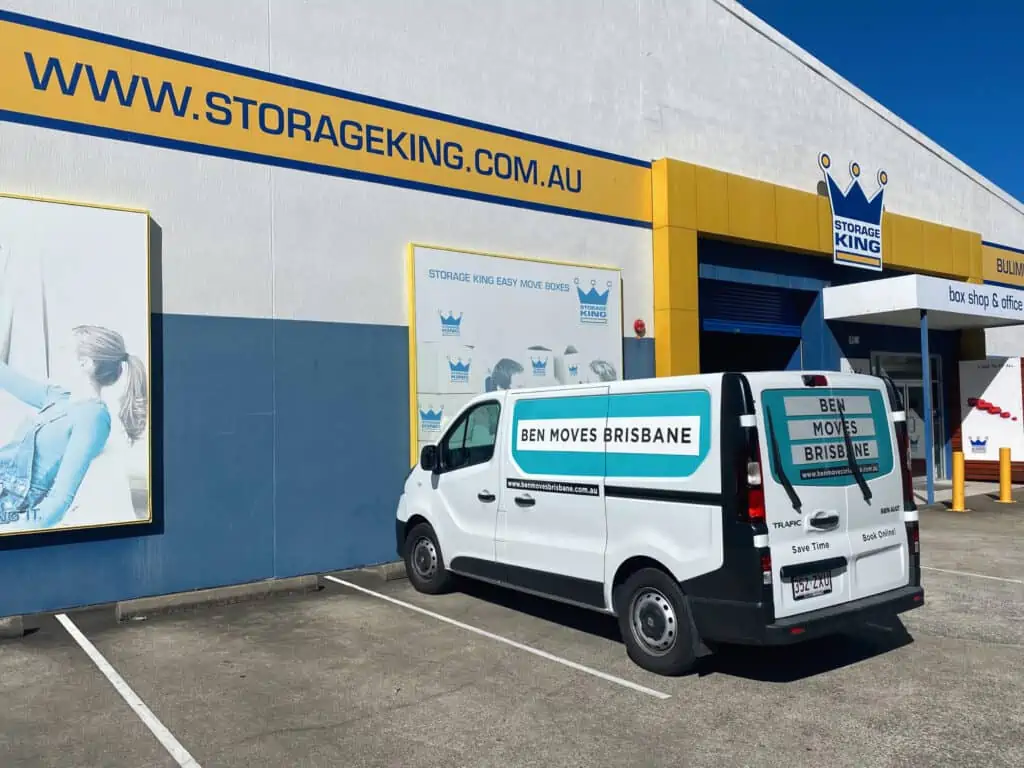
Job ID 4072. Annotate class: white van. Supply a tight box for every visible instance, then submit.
[395,371,924,676]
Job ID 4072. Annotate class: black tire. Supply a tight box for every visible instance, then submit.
[615,567,698,676]
[403,522,453,595]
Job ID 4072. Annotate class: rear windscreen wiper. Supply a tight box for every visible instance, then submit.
[765,409,802,513]
[838,401,872,503]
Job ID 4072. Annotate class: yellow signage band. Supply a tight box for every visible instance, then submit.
[0,10,653,229]
[835,251,882,268]
[982,241,1024,290]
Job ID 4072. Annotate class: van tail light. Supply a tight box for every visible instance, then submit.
[802,374,829,387]
[760,551,773,585]
[743,421,766,524]
[747,484,766,523]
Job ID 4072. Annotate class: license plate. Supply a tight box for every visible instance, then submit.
[792,571,832,601]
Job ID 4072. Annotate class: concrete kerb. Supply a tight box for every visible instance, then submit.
[113,562,408,623]
[358,560,408,582]
[0,564,406,636]
[0,615,24,639]
[115,574,322,621]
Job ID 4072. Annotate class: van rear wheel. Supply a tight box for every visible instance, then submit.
[616,568,698,676]
[404,522,453,595]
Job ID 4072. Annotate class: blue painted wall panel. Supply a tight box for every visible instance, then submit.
[623,337,654,379]
[0,313,655,617]
[155,313,277,591]
[799,292,842,371]
[0,314,277,617]
[272,319,410,577]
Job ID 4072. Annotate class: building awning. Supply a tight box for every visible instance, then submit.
[822,274,1024,330]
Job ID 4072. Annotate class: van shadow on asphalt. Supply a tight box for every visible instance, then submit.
[453,576,914,683]
[697,617,914,682]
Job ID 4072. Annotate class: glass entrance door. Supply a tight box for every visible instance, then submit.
[871,352,945,480]
[901,381,944,478]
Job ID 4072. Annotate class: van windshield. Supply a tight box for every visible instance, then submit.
[764,408,802,512]
[760,387,894,490]
[837,400,872,502]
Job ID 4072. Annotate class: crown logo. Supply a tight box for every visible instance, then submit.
[447,357,471,383]
[969,436,988,449]
[439,311,463,336]
[819,154,887,225]
[419,405,443,431]
[819,153,887,271]
[568,364,579,377]
[530,357,548,375]
[574,278,611,325]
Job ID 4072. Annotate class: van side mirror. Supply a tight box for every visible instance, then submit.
[420,445,439,472]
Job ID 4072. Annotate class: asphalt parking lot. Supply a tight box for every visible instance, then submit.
[2,495,1022,768]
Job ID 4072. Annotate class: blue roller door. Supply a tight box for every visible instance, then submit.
[699,280,816,337]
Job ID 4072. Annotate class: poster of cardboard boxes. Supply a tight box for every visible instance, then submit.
[409,245,624,454]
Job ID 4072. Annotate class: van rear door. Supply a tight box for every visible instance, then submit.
[837,377,910,603]
[751,373,906,619]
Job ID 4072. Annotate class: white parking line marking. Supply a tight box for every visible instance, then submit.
[324,575,671,700]
[922,566,1024,585]
[56,613,202,768]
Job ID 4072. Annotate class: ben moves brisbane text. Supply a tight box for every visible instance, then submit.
[520,425,694,446]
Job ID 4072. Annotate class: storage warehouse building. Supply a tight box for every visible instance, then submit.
[1,0,1023,619]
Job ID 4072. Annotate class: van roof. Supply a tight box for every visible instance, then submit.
[469,370,884,403]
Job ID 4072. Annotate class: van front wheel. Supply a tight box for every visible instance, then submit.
[404,522,453,595]
[616,568,697,676]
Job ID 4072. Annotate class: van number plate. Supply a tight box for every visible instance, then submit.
[792,572,832,601]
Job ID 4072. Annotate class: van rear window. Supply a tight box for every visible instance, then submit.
[759,388,894,487]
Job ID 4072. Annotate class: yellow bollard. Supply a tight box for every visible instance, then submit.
[997,447,1014,504]
[951,451,966,512]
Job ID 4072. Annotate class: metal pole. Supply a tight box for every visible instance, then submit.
[921,310,934,506]
[998,447,1013,503]
[952,450,966,512]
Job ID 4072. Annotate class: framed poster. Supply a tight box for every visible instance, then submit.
[407,244,623,462]
[959,358,1024,461]
[0,193,151,536]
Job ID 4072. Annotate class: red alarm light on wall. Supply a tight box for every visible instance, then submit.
[634,318,647,338]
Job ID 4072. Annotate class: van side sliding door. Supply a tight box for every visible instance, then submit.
[496,387,611,610]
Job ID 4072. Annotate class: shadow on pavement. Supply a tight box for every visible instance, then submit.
[923,490,1024,514]
[453,576,914,683]
[697,617,915,682]
[454,576,623,643]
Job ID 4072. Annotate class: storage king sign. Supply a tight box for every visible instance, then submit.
[818,153,888,271]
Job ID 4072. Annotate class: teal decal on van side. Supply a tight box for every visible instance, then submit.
[760,388,894,487]
[511,390,712,478]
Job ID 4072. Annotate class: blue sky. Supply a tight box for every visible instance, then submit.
[737,0,1024,205]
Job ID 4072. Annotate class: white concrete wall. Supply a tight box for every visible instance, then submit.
[985,326,1024,357]
[1,0,1021,332]
[0,0,651,330]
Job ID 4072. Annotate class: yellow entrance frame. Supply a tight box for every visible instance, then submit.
[405,242,623,467]
[650,158,986,377]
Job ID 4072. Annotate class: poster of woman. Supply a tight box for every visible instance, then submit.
[0,194,150,536]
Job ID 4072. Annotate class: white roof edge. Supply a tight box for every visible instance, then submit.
[714,0,1024,217]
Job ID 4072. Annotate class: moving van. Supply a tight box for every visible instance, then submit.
[395,371,924,676]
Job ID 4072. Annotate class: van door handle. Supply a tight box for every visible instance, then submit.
[808,510,840,531]
[514,494,535,507]
[477,490,496,503]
